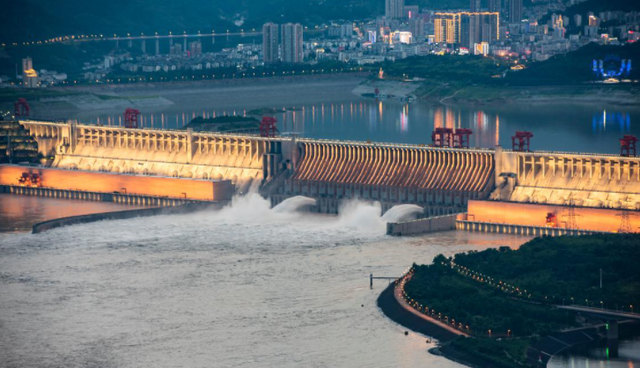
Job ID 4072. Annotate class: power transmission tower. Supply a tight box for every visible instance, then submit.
[616,210,636,233]
[564,198,580,230]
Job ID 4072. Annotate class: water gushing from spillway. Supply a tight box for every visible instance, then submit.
[271,196,317,213]
[216,189,422,236]
[381,204,424,223]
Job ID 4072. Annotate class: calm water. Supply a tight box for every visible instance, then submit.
[0,194,142,233]
[549,337,640,368]
[76,99,640,155]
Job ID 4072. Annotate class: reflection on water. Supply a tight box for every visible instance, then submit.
[593,110,631,132]
[76,100,639,154]
[0,194,143,233]
[549,337,640,368]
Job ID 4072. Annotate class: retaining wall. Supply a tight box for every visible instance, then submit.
[0,164,234,201]
[467,200,638,233]
[386,213,460,236]
[32,202,222,234]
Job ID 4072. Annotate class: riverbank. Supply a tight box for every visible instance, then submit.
[380,235,640,368]
[377,282,517,368]
[354,78,640,107]
[0,74,367,120]
[418,83,640,107]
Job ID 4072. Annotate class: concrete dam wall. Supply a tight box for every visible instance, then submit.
[278,141,495,214]
[20,121,282,193]
[494,149,640,210]
[16,121,640,220]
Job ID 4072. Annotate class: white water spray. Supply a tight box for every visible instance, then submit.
[272,196,317,213]
[381,204,424,223]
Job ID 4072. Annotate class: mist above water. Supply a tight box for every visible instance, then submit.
[211,191,424,236]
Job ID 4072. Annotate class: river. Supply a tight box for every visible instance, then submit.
[3,82,639,366]
[1,194,639,367]
[0,193,143,233]
[0,193,527,368]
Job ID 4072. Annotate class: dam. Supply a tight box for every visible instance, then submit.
[3,120,640,233]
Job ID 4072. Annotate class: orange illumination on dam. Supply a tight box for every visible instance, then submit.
[0,165,233,201]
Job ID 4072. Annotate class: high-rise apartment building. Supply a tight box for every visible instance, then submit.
[410,17,426,42]
[505,0,523,24]
[488,0,501,14]
[434,13,460,44]
[189,41,202,56]
[434,12,499,47]
[21,57,38,88]
[281,23,304,63]
[262,22,280,63]
[340,23,354,38]
[385,0,405,19]
[460,12,499,49]
[470,0,481,12]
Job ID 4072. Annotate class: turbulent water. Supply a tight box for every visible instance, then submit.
[0,193,529,368]
[381,204,424,223]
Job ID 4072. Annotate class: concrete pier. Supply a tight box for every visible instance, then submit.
[456,220,608,236]
[1,185,207,207]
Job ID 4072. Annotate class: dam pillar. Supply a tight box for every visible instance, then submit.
[186,128,194,163]
[495,145,503,183]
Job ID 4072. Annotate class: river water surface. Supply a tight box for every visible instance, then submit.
[1,193,528,368]
[1,194,639,367]
[74,99,640,155]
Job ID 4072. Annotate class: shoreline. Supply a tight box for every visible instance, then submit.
[1,74,369,119]
[377,282,497,368]
[376,280,629,368]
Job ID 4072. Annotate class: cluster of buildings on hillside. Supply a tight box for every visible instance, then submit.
[4,0,640,87]
[0,57,68,88]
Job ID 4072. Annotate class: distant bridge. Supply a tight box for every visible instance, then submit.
[558,305,640,321]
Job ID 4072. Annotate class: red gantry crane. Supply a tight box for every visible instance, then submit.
[453,128,473,149]
[124,108,141,128]
[512,131,533,152]
[620,135,638,157]
[432,127,454,148]
[259,116,278,137]
[14,98,30,117]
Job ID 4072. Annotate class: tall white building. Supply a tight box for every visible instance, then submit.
[281,23,304,63]
[385,0,405,19]
[262,22,280,63]
[21,57,38,88]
